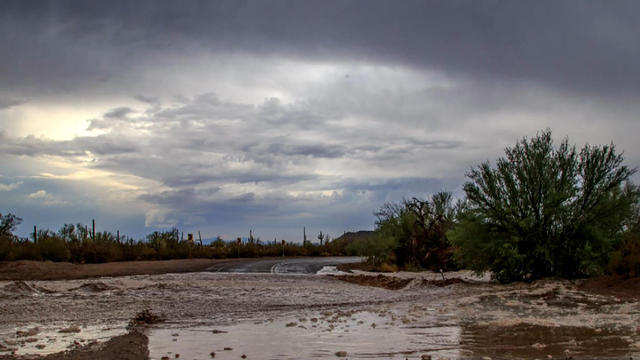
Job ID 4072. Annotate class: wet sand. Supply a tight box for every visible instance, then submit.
[0,330,148,360]
[0,267,638,359]
[0,259,238,281]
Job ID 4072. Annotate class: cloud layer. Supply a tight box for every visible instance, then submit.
[1,1,639,240]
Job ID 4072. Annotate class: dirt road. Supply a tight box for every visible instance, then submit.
[0,257,361,281]
[1,270,638,359]
[205,256,362,273]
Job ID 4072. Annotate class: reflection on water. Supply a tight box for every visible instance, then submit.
[462,323,640,359]
[149,311,463,359]
[150,315,640,360]
[2,271,639,359]
[0,323,127,356]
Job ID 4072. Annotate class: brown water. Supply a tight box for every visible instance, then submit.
[1,271,639,359]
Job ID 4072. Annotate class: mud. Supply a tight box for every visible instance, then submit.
[0,330,148,360]
[332,274,414,289]
[578,274,640,301]
[333,274,472,289]
[0,270,638,359]
[0,259,227,281]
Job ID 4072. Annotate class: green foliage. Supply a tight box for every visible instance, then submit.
[7,240,41,261]
[0,213,22,261]
[0,213,21,237]
[609,216,640,278]
[374,192,459,270]
[450,130,639,282]
[0,217,349,263]
[36,230,71,262]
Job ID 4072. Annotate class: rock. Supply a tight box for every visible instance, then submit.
[241,355,247,359]
[210,351,216,358]
[335,351,347,357]
[59,326,81,333]
[211,329,228,334]
[35,344,46,349]
[224,347,233,351]
[285,322,297,327]
[4,281,39,295]
[16,327,40,337]
[68,282,114,292]
[421,355,432,360]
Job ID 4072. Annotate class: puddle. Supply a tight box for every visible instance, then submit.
[149,311,462,359]
[462,323,640,359]
[316,266,349,275]
[2,272,639,359]
[0,322,127,356]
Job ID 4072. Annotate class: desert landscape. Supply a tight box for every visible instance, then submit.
[0,259,638,360]
[2,1,640,359]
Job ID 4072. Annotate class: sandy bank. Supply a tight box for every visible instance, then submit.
[0,330,148,360]
[0,259,231,281]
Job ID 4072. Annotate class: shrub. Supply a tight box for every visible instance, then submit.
[609,227,640,278]
[374,192,459,270]
[36,231,70,262]
[8,240,41,261]
[450,130,639,282]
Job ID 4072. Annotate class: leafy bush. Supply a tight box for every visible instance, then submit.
[0,216,347,263]
[609,219,640,278]
[0,213,21,261]
[450,130,639,282]
[7,240,41,261]
[36,230,70,262]
[374,192,459,270]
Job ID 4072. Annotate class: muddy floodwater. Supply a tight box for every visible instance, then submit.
[1,269,639,359]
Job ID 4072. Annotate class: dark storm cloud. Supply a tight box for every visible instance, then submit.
[3,1,640,239]
[2,1,640,97]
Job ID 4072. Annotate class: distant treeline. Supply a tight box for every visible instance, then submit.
[0,218,358,263]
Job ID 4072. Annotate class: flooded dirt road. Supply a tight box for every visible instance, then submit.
[0,270,638,359]
[204,256,362,273]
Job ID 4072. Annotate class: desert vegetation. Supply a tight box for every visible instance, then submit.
[367,130,640,282]
[2,130,639,283]
[0,216,347,263]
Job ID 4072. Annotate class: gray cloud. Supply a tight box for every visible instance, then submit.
[0,133,139,157]
[0,96,24,110]
[104,107,133,119]
[2,1,640,98]
[2,1,640,239]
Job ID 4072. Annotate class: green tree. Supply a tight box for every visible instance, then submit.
[374,192,459,270]
[0,213,21,238]
[450,130,639,282]
[0,213,22,260]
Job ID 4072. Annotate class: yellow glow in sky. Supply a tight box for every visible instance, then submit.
[4,102,110,140]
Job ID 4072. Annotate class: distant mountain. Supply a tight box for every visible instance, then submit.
[330,231,376,254]
[333,230,375,243]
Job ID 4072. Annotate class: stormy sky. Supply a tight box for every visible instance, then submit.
[1,0,640,241]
